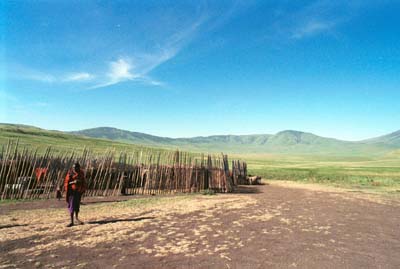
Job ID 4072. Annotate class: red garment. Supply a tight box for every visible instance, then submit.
[64,170,86,193]
[35,168,48,180]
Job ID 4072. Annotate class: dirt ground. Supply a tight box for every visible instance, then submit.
[1,181,400,269]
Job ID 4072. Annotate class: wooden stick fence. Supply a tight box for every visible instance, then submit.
[0,141,247,200]
[232,160,248,185]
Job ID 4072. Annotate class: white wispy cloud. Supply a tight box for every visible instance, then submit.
[291,20,335,39]
[135,76,165,87]
[8,64,94,84]
[64,72,94,82]
[108,58,135,81]
[270,1,356,41]
[90,58,136,89]
[7,2,236,90]
[90,15,206,89]
[90,57,168,89]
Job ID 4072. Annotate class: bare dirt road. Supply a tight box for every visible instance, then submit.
[1,182,400,269]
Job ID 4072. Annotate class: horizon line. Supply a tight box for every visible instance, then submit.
[0,122,398,143]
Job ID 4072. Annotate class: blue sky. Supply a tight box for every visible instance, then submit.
[1,0,400,140]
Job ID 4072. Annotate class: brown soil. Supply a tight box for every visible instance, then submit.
[1,182,400,269]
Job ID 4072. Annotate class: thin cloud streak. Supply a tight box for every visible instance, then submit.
[291,20,336,39]
[269,1,359,41]
[7,64,94,84]
[64,72,94,82]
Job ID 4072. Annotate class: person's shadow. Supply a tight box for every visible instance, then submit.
[87,216,154,225]
[0,224,28,230]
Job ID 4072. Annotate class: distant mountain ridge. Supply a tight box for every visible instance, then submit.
[71,128,349,145]
[362,130,400,147]
[1,123,399,155]
[70,127,400,155]
[71,127,174,145]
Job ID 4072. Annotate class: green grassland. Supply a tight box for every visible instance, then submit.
[241,153,400,195]
[0,123,169,156]
[1,123,400,195]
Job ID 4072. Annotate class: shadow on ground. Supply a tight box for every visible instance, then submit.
[232,185,263,194]
[0,224,28,230]
[87,217,155,225]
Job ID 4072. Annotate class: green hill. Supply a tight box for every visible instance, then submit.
[0,123,167,155]
[363,130,400,147]
[71,127,400,156]
[1,123,399,156]
[71,127,174,145]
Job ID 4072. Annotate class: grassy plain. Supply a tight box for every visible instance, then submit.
[2,123,400,195]
[239,153,400,195]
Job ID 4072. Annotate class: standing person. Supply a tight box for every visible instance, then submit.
[56,186,62,201]
[64,162,86,227]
